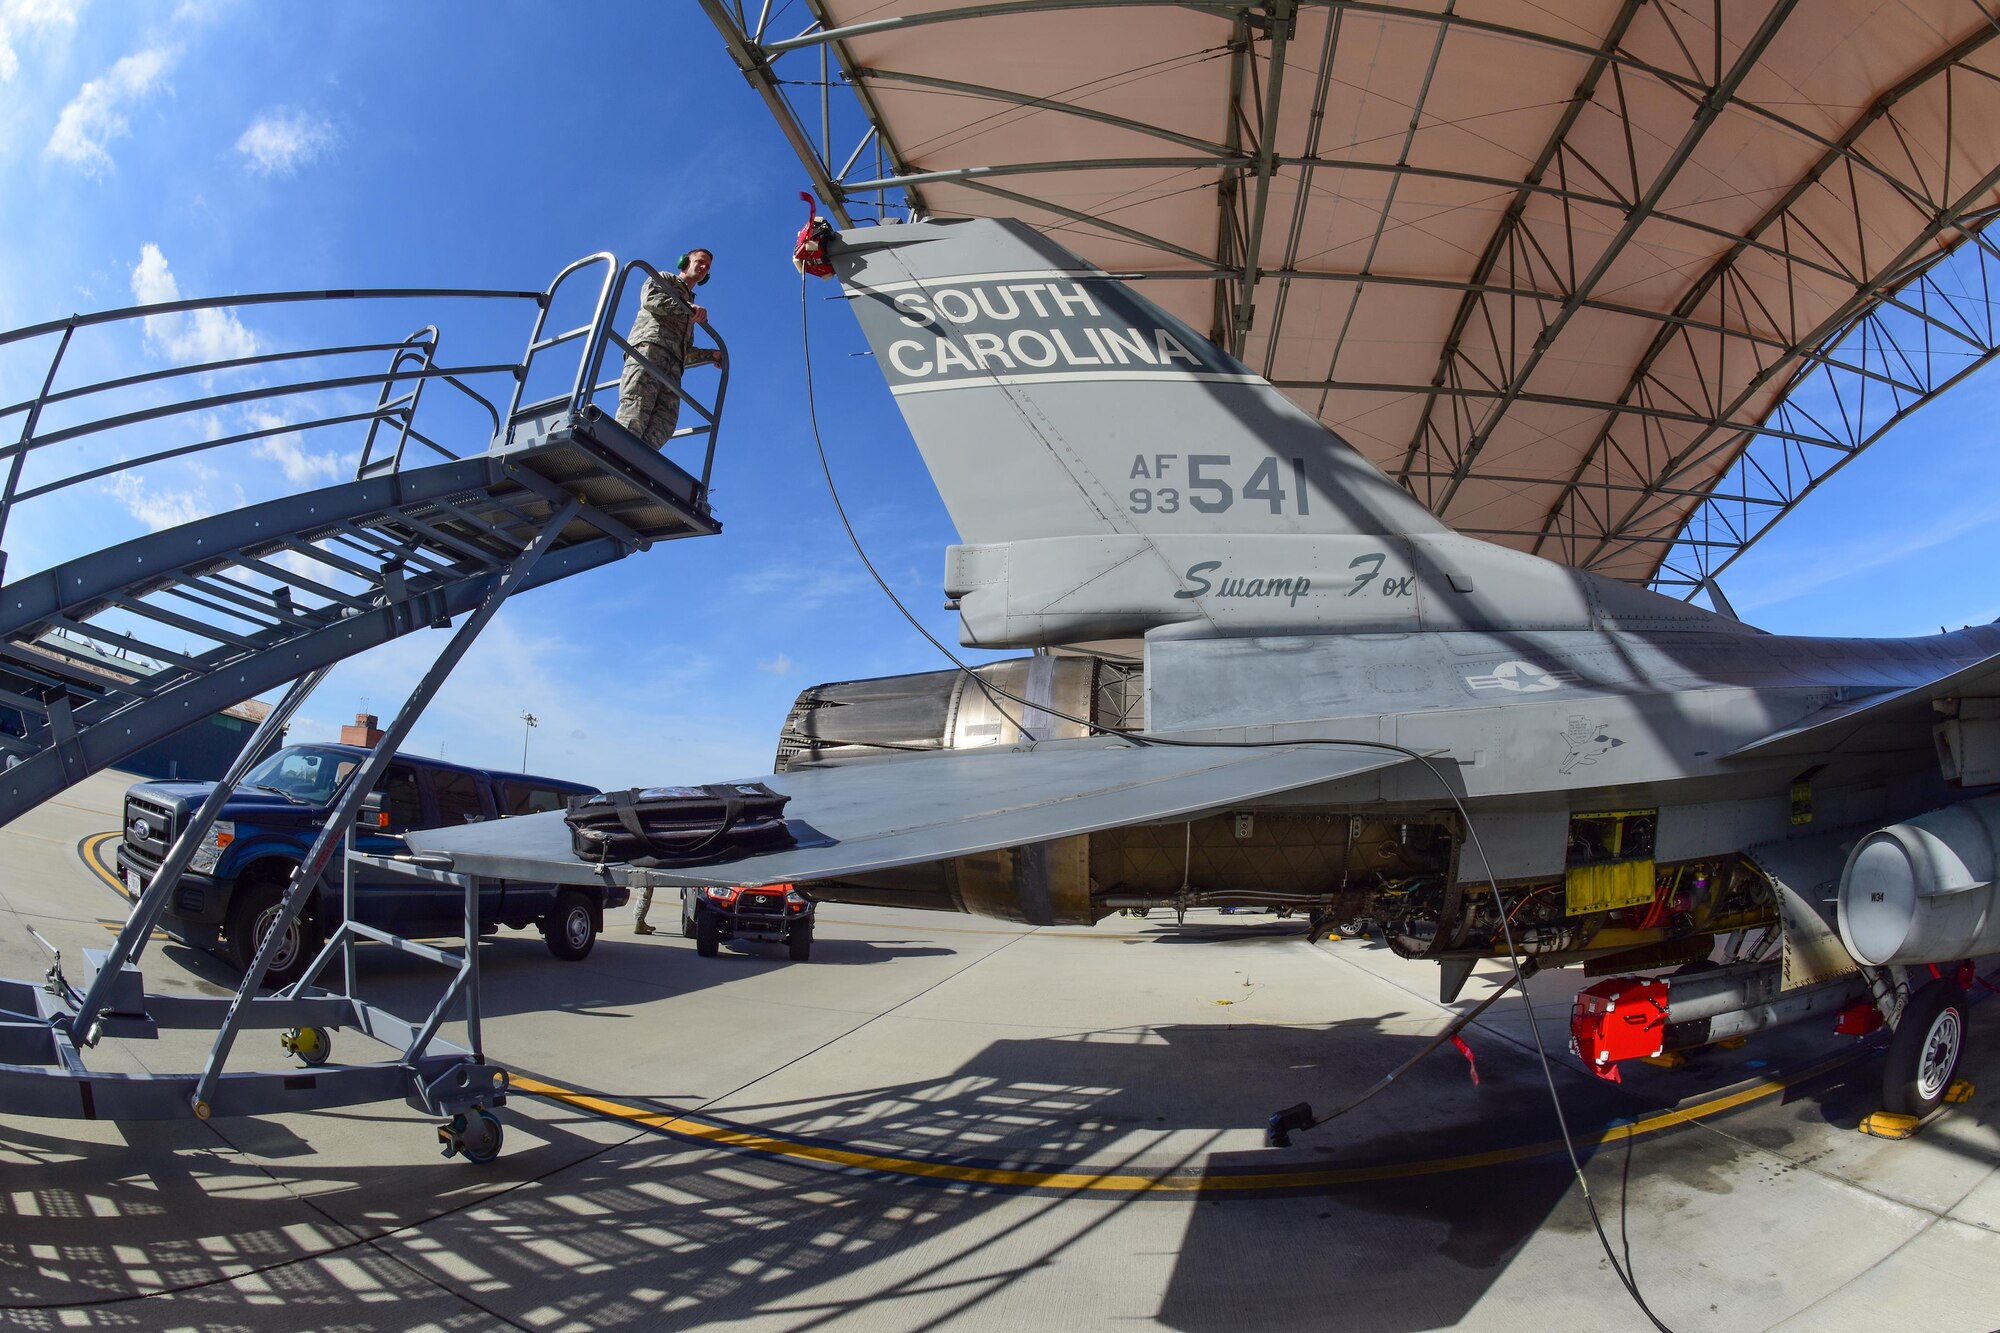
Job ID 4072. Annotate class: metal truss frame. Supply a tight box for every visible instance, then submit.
[0,255,731,1153]
[705,0,2000,596]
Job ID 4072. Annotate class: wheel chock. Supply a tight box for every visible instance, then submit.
[1714,1036,1749,1050]
[1639,1052,1687,1070]
[1945,1079,1976,1104]
[1859,1111,1922,1139]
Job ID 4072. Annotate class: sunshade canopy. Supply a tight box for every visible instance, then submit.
[710,1,2000,591]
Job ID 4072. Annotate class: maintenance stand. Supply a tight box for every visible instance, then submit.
[0,253,723,1161]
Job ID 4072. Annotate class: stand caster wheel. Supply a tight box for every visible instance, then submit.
[281,1026,331,1066]
[438,1107,504,1164]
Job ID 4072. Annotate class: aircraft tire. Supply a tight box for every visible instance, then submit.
[1883,980,1968,1118]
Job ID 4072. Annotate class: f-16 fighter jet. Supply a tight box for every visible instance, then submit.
[411,218,1999,1120]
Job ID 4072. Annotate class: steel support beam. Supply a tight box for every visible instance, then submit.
[190,499,581,1114]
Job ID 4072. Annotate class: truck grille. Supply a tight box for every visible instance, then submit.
[739,892,783,913]
[122,794,176,869]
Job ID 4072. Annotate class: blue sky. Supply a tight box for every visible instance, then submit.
[2,1,1999,789]
[0,0,986,787]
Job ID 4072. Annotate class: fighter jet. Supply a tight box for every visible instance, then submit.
[409,217,2000,1119]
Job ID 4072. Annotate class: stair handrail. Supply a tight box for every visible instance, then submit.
[497,253,617,446]
[355,327,450,478]
[0,252,724,594]
[579,259,731,498]
[0,285,548,578]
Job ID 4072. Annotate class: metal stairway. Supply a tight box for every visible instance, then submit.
[0,253,729,1145]
[0,253,724,829]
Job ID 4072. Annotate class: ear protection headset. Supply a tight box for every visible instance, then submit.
[677,249,713,286]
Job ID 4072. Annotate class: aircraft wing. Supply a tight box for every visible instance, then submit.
[1732,646,2000,759]
[400,738,1407,887]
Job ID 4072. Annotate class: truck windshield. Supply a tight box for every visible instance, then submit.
[240,745,361,805]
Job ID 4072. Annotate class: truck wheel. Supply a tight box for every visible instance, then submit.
[1883,980,1968,1118]
[681,890,698,939]
[228,873,315,988]
[544,890,597,961]
[695,907,720,958]
[787,921,814,962]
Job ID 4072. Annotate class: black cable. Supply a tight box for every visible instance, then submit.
[797,264,1672,1327]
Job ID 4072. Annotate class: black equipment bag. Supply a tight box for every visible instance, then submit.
[564,783,794,867]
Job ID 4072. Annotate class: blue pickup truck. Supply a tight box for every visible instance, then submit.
[116,742,622,984]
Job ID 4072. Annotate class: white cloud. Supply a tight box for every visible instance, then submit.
[172,0,231,23]
[273,546,343,586]
[1735,500,2000,614]
[757,653,794,676]
[322,612,772,787]
[730,557,873,611]
[130,243,259,365]
[108,470,209,531]
[246,411,342,486]
[0,0,83,83]
[235,107,337,175]
[45,46,172,175]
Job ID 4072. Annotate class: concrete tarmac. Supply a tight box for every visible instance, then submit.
[2,771,1997,1330]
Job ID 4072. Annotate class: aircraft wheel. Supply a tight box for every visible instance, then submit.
[1883,980,1968,1118]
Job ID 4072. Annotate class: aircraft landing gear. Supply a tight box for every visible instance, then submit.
[1882,979,1969,1119]
[438,1106,504,1164]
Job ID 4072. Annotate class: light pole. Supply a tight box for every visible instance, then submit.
[519,711,538,769]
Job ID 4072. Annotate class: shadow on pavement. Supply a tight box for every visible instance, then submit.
[0,1011,1815,1331]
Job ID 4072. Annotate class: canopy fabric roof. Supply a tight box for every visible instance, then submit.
[710,1,2000,587]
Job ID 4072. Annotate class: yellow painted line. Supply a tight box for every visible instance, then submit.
[80,831,130,900]
[511,1047,1863,1195]
[77,825,1871,1186]
[80,831,172,939]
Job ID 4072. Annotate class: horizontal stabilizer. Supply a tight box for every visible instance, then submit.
[402,738,1406,888]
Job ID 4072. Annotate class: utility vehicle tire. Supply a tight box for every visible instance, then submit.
[695,907,721,958]
[1883,980,1968,1118]
[788,922,814,962]
[681,891,698,938]
[544,890,597,961]
[227,871,315,988]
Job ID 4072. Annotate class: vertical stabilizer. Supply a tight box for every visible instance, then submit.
[832,218,1443,548]
[831,219,1718,646]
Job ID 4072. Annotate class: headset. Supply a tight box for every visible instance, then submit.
[677,249,713,286]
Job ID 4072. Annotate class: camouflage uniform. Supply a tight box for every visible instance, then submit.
[615,271,719,447]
